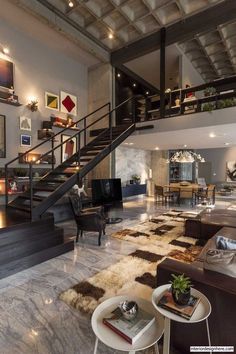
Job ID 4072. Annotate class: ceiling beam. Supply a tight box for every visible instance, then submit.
[117,64,160,93]
[111,0,236,65]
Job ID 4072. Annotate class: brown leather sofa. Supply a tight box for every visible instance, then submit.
[156,226,236,354]
[185,208,236,239]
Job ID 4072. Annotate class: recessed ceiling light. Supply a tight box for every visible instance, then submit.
[133,83,136,87]
[155,147,159,150]
[68,1,74,7]
[224,142,230,146]
[183,144,187,148]
[108,33,114,39]
[209,133,216,138]
[146,91,149,95]
[117,73,121,78]
[129,142,134,145]
[3,47,9,54]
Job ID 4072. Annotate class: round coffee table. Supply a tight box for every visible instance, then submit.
[91,295,164,354]
[152,285,212,354]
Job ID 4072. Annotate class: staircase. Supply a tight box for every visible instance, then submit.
[5,98,137,221]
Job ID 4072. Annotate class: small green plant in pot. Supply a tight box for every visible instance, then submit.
[170,274,192,306]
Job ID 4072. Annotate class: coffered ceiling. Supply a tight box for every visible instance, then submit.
[10,0,236,82]
[35,0,224,51]
[179,20,236,81]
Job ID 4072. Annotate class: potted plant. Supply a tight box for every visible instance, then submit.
[170,273,192,305]
[131,174,141,184]
[204,87,216,97]
[202,102,215,112]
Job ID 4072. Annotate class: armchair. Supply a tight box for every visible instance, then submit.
[69,194,106,246]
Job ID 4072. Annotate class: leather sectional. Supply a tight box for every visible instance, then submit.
[156,214,236,353]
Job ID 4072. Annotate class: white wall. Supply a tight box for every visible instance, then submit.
[0,18,88,167]
[196,147,236,183]
[180,54,204,89]
[116,146,152,185]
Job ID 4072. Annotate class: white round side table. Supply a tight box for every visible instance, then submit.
[91,295,165,354]
[152,285,212,354]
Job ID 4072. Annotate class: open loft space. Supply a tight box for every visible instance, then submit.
[0,0,236,353]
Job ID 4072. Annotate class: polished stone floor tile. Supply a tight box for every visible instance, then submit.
[0,196,229,354]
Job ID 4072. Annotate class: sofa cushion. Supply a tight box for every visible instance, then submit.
[216,236,236,250]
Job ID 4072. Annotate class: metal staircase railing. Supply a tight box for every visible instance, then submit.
[5,96,140,219]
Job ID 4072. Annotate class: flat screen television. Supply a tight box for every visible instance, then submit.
[0,58,14,89]
[92,178,122,205]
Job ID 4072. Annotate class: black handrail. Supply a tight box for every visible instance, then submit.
[5,102,110,167]
[5,95,139,216]
[29,95,138,163]
[4,102,110,207]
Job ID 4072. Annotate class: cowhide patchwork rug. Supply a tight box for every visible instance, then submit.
[60,210,204,314]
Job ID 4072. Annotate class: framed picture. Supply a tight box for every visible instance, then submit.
[0,115,6,158]
[61,134,77,163]
[45,92,59,111]
[60,91,77,115]
[0,57,14,89]
[21,134,31,147]
[19,116,31,131]
[226,161,236,181]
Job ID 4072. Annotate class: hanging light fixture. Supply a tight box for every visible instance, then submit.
[167,151,205,163]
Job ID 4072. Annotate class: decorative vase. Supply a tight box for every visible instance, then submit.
[172,288,191,306]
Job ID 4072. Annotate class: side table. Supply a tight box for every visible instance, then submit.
[152,285,212,354]
[91,295,164,354]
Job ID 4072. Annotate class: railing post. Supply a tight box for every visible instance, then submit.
[132,96,136,123]
[84,117,87,146]
[29,162,33,220]
[77,134,81,168]
[109,110,112,142]
[51,138,55,170]
[5,165,8,206]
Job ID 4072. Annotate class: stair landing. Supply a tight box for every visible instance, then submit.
[0,206,74,280]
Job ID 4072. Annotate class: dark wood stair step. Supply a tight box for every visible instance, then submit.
[0,227,64,265]
[43,178,67,183]
[0,239,74,280]
[8,204,31,212]
[17,195,47,202]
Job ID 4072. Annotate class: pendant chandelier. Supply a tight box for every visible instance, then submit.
[167,150,205,163]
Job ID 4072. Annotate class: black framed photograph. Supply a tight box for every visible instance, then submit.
[20,134,31,147]
[0,58,14,89]
[0,115,6,158]
[61,134,77,163]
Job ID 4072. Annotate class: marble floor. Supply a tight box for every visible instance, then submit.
[0,196,232,354]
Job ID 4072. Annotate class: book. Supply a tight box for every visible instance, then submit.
[103,306,155,344]
[157,290,200,320]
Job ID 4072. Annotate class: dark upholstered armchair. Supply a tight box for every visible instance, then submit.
[69,194,106,246]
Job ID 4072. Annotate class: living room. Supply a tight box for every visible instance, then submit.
[0,1,236,354]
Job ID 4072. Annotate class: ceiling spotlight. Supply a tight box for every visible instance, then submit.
[3,47,9,54]
[133,83,136,87]
[209,133,216,138]
[68,1,74,7]
[146,91,149,95]
[108,33,114,39]
[224,142,230,146]
[117,73,121,78]
[183,144,187,148]
[155,147,159,150]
